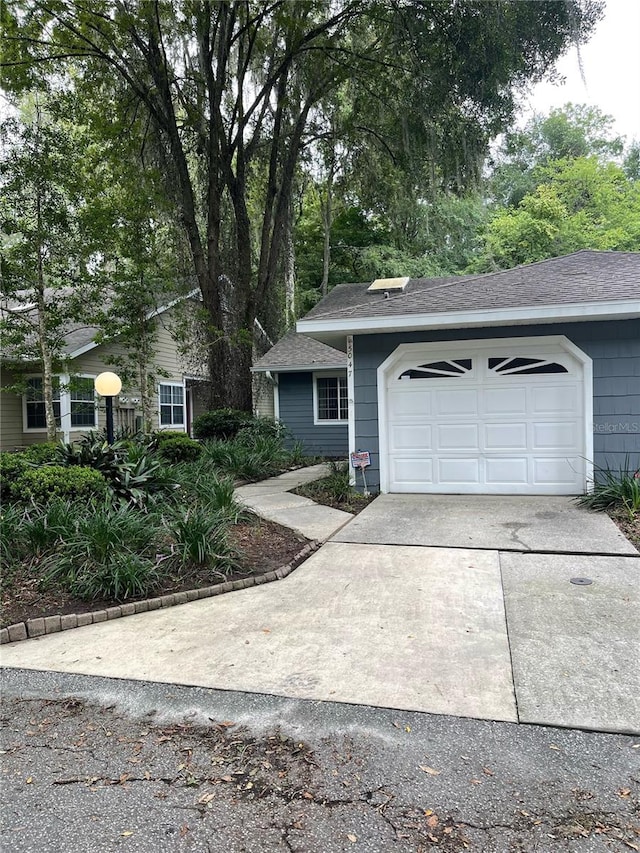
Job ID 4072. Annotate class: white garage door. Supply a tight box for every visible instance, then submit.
[385,340,587,495]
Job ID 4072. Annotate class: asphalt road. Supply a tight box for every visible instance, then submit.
[1,668,639,853]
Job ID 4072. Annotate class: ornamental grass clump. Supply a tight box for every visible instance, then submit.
[43,500,162,601]
[167,507,239,576]
[577,463,640,520]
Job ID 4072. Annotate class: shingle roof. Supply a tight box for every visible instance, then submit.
[302,251,640,323]
[252,330,346,371]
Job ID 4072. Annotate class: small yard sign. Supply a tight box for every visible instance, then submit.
[350,451,371,469]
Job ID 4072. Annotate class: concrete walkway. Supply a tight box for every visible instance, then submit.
[234,464,353,541]
[2,472,639,734]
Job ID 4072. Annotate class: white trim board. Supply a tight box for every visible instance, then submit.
[298,298,639,339]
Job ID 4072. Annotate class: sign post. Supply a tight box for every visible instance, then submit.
[350,450,371,496]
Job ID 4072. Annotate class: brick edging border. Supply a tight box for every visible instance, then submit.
[1,541,321,646]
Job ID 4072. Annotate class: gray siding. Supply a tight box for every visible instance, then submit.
[278,371,348,457]
[353,319,640,492]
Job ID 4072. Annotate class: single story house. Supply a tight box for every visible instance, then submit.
[254,250,640,495]
[0,296,209,451]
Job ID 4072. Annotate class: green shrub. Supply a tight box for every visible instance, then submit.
[577,464,640,519]
[9,465,107,504]
[21,442,61,464]
[0,452,30,499]
[21,499,79,556]
[156,434,202,463]
[193,408,252,441]
[236,417,288,444]
[43,501,162,600]
[57,433,178,507]
[70,552,160,601]
[167,507,238,572]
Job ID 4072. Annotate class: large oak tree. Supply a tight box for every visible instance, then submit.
[2,0,603,409]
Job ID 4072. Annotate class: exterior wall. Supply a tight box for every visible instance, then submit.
[0,308,199,450]
[278,371,348,457]
[0,367,30,450]
[353,319,640,492]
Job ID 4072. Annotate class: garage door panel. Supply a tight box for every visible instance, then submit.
[484,423,528,450]
[484,387,527,415]
[533,457,582,485]
[437,423,479,450]
[531,385,580,414]
[485,458,529,484]
[532,421,580,449]
[437,457,481,484]
[389,389,432,416]
[435,389,478,416]
[392,457,433,484]
[391,425,432,451]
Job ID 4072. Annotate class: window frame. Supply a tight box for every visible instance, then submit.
[158,381,186,429]
[22,375,62,432]
[69,375,98,429]
[313,372,348,426]
[22,373,99,433]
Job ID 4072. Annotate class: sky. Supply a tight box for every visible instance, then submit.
[522,0,640,144]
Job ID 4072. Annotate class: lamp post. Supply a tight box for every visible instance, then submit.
[94,371,122,444]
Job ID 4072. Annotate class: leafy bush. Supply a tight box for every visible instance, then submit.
[57,433,177,507]
[43,500,162,600]
[0,452,29,498]
[21,442,61,464]
[236,417,288,444]
[9,465,107,504]
[577,465,640,519]
[156,434,202,463]
[193,408,252,441]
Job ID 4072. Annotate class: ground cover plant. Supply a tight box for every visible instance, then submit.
[293,461,376,514]
[0,416,313,628]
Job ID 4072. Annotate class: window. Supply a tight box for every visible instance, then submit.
[399,358,473,380]
[70,377,97,427]
[25,377,61,429]
[315,375,348,422]
[488,356,568,375]
[159,383,184,426]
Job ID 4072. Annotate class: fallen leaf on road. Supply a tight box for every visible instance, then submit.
[618,788,631,798]
[121,831,134,837]
[426,815,439,829]
[549,744,560,751]
[198,792,216,805]
[347,834,357,843]
[302,791,314,800]
[25,777,33,784]
[482,767,494,776]
[419,766,441,776]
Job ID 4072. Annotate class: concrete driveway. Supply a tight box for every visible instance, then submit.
[1,493,638,734]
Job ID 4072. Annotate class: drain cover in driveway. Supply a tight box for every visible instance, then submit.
[570,577,593,585]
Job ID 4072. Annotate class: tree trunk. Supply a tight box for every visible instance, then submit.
[320,158,335,298]
[35,169,58,442]
[284,196,296,328]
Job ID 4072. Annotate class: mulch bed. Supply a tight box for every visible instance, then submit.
[1,516,308,630]
[291,483,376,515]
[606,507,640,550]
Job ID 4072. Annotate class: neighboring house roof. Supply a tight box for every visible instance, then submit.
[252,330,346,373]
[0,289,199,364]
[298,251,640,343]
